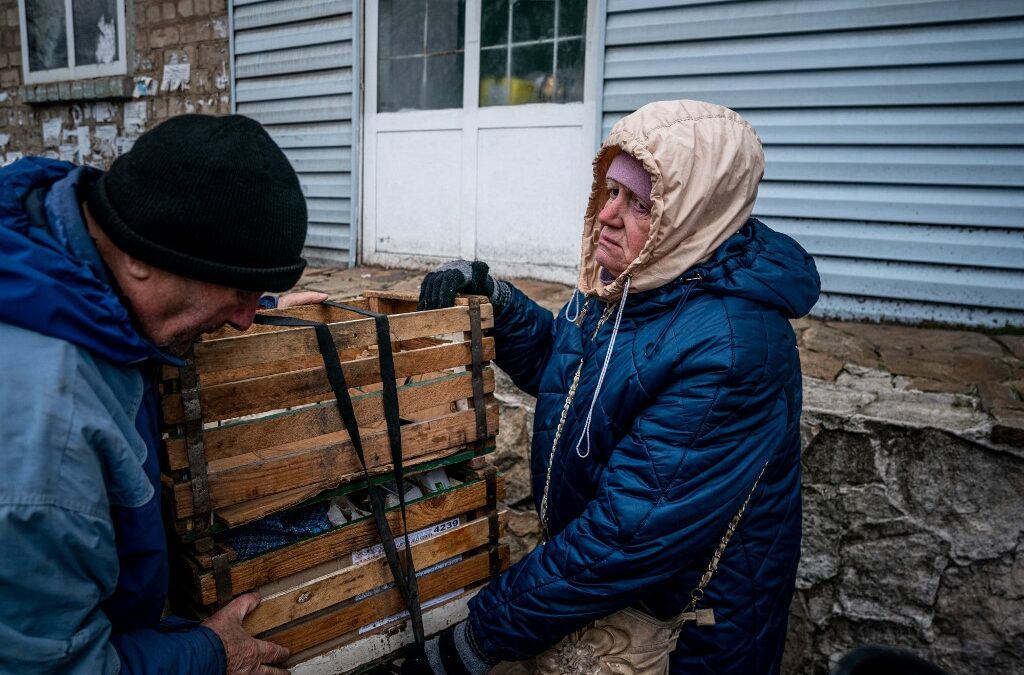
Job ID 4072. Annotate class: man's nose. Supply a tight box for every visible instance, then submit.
[227,294,261,331]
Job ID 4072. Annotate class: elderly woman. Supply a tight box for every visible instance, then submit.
[411,100,820,674]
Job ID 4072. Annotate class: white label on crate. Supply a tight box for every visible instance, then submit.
[358,588,465,635]
[354,555,463,603]
[351,517,461,565]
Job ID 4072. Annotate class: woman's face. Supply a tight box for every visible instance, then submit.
[595,178,652,278]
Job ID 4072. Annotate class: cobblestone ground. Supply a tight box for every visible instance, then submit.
[296,266,1024,675]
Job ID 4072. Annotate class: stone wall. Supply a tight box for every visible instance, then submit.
[782,369,1023,674]
[489,330,1023,675]
[0,0,230,167]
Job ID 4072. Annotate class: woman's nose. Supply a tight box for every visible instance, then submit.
[599,194,624,227]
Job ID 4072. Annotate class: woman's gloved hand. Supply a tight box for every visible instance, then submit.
[417,260,510,312]
[397,621,496,675]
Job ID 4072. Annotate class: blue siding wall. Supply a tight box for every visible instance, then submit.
[601,0,1024,326]
[231,0,358,266]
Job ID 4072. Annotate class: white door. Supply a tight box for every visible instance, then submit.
[361,0,599,284]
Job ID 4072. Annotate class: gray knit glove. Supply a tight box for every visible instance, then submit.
[417,260,511,312]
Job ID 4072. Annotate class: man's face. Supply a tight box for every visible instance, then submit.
[595,178,652,278]
[127,270,263,356]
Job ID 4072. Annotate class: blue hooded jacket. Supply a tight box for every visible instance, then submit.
[0,158,225,673]
[467,101,820,673]
[469,221,819,673]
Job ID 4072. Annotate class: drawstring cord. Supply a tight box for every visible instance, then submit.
[564,288,582,323]
[540,275,630,536]
[575,275,631,459]
[540,273,699,535]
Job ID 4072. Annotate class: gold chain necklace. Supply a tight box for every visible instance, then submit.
[539,302,615,539]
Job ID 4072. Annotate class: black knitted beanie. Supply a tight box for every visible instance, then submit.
[87,114,308,292]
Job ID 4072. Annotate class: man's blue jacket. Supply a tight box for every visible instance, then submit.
[0,158,225,673]
[467,220,820,673]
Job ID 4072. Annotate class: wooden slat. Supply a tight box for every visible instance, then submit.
[216,445,486,527]
[163,369,495,471]
[218,484,326,529]
[170,405,498,519]
[363,291,483,315]
[243,513,507,633]
[193,478,504,605]
[212,302,372,338]
[162,338,495,425]
[187,304,493,379]
[362,290,420,302]
[161,301,377,379]
[261,547,511,654]
[194,342,375,388]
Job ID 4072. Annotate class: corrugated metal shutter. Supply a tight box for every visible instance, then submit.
[600,0,1024,327]
[231,0,357,266]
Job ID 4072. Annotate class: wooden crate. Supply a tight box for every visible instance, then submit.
[159,292,508,668]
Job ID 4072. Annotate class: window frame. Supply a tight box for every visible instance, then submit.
[374,0,588,114]
[17,0,129,85]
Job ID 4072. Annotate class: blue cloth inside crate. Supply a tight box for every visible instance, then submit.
[224,501,333,558]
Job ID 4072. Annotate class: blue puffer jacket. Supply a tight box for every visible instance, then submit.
[469,221,818,673]
[0,158,225,673]
[467,101,820,673]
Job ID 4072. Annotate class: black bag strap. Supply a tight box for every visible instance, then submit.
[254,303,425,644]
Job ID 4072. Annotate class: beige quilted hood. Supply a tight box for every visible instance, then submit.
[579,100,765,301]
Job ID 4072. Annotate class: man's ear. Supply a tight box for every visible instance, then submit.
[123,254,154,282]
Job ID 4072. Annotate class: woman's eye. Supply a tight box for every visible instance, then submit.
[631,196,650,213]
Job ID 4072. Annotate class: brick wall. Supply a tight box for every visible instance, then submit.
[0,0,230,168]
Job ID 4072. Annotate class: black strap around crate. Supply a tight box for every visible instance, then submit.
[179,347,215,550]
[466,298,489,453]
[468,299,500,577]
[254,302,425,646]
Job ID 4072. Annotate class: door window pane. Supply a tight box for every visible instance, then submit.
[479,0,586,107]
[557,0,585,37]
[379,0,424,58]
[425,52,465,109]
[556,38,584,102]
[379,0,465,112]
[512,0,553,42]
[479,47,507,106]
[25,0,68,72]
[426,0,464,52]
[511,42,553,103]
[481,0,507,47]
[380,56,424,112]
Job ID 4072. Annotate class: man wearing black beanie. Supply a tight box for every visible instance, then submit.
[0,114,320,674]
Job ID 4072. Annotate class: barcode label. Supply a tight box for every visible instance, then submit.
[351,517,461,565]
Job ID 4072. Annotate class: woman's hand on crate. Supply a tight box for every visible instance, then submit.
[203,592,291,674]
[417,260,510,312]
